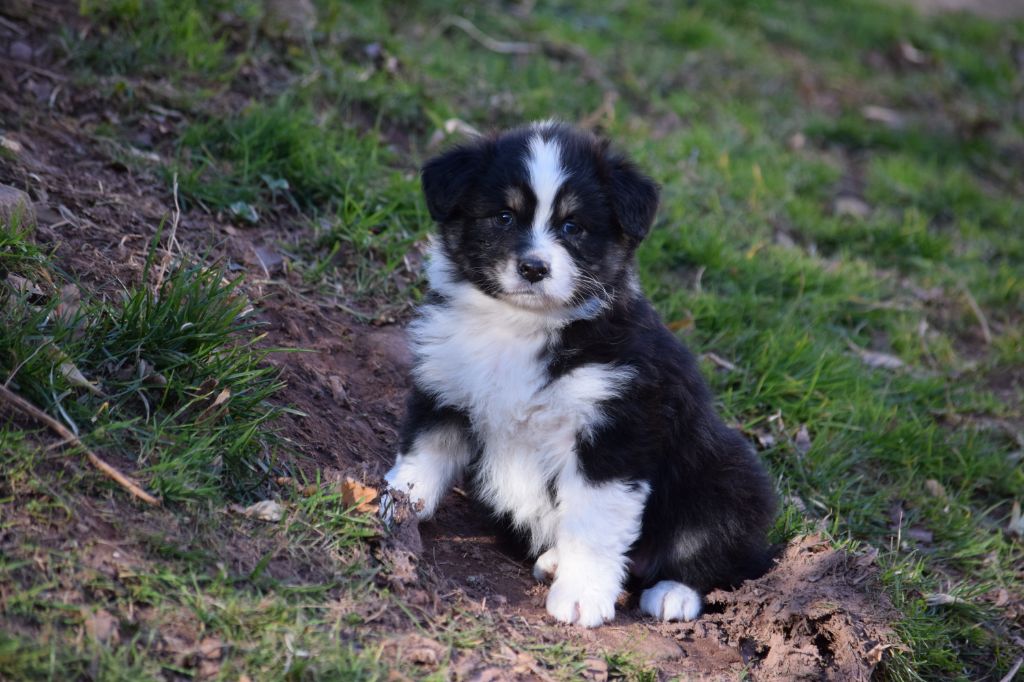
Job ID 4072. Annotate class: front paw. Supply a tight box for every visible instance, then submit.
[384,458,435,520]
[532,548,559,583]
[545,577,616,627]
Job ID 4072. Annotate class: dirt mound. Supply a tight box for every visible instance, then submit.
[691,535,900,680]
[415,487,899,680]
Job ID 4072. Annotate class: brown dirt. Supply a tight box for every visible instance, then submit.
[0,6,902,680]
[420,491,900,680]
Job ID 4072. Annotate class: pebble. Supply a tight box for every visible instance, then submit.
[0,184,36,229]
[10,41,32,62]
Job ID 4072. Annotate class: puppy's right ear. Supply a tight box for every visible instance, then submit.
[421,141,490,223]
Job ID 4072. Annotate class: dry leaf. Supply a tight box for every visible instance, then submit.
[667,315,694,332]
[383,634,444,668]
[794,425,813,455]
[865,643,890,666]
[328,375,348,403]
[198,636,224,660]
[1009,501,1023,539]
[342,477,380,514]
[427,118,483,149]
[924,593,963,606]
[924,479,947,499]
[253,244,285,275]
[834,196,871,219]
[196,388,231,423]
[582,657,609,681]
[5,273,45,300]
[896,41,927,66]
[241,500,284,522]
[856,546,879,568]
[861,105,905,129]
[848,341,905,370]
[785,494,807,513]
[54,283,81,320]
[58,359,103,395]
[702,352,737,372]
[0,136,23,154]
[83,608,119,644]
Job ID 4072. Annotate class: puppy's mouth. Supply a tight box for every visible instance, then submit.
[500,287,562,309]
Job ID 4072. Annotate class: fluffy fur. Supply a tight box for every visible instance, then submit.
[385,121,777,627]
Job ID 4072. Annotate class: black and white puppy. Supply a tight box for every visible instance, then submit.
[385,121,777,627]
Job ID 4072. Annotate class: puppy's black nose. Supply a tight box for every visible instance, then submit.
[518,258,550,283]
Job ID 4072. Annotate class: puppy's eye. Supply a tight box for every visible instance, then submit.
[495,211,515,227]
[561,220,581,236]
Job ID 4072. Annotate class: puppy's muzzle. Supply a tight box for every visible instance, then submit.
[518,257,550,283]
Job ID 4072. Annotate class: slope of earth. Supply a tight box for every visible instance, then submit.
[2,0,1022,680]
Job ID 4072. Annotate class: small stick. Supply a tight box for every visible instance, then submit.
[0,56,67,81]
[958,281,992,345]
[440,16,538,54]
[153,173,181,294]
[998,656,1022,682]
[0,384,161,506]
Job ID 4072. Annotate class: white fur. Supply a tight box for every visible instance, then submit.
[546,478,649,627]
[533,547,559,582]
[640,580,702,621]
[385,423,473,519]
[411,248,635,554]
[526,133,566,233]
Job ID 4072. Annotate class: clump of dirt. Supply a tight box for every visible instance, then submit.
[691,535,900,680]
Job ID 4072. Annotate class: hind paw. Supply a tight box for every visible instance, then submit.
[640,581,702,621]
[532,548,559,582]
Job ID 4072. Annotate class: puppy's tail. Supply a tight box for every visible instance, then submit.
[731,542,784,586]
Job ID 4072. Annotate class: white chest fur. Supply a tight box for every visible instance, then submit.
[409,290,633,551]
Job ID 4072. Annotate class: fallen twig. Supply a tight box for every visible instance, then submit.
[998,656,1022,682]
[439,16,617,99]
[153,173,181,294]
[440,16,537,54]
[957,280,992,345]
[0,384,161,506]
[0,56,67,81]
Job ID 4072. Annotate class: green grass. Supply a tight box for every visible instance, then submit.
[1,219,284,502]
[71,0,262,77]
[9,0,1024,679]
[172,99,377,214]
[0,449,389,681]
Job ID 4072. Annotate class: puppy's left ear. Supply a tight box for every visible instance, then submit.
[606,152,660,243]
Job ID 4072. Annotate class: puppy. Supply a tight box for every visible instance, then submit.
[385,121,776,627]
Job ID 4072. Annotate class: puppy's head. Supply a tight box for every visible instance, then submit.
[422,121,659,314]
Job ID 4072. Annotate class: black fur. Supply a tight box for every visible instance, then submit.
[551,293,777,593]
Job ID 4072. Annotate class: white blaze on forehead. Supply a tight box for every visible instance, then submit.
[521,133,577,303]
[526,133,566,233]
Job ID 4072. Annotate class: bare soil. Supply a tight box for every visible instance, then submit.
[0,6,902,679]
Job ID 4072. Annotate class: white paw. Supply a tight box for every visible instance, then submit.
[384,458,434,520]
[639,581,702,621]
[532,548,559,583]
[545,578,617,628]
